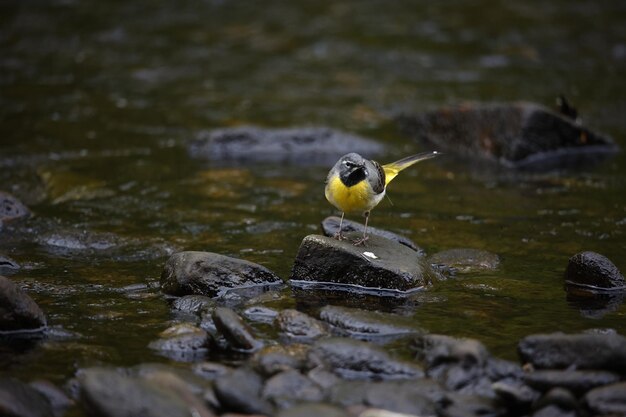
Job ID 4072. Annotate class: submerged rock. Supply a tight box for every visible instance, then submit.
[397,102,618,169]
[212,306,262,352]
[319,305,423,338]
[275,309,328,341]
[428,248,500,274]
[564,251,625,291]
[518,332,626,372]
[161,251,282,297]
[321,216,423,253]
[0,276,47,333]
[188,126,384,165]
[290,234,436,294]
[0,191,31,222]
[148,323,211,362]
[0,377,54,417]
[308,337,424,380]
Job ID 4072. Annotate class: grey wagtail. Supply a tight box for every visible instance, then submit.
[325,151,440,245]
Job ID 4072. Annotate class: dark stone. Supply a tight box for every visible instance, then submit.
[148,323,210,362]
[29,380,73,416]
[413,334,490,370]
[363,380,440,415]
[584,381,626,416]
[161,251,282,297]
[321,216,423,253]
[532,405,576,417]
[276,403,348,417]
[523,369,621,395]
[290,234,437,293]
[212,307,262,352]
[0,191,31,222]
[213,368,273,415]
[251,344,308,377]
[308,337,424,380]
[262,370,324,408]
[131,363,212,397]
[396,102,618,170]
[275,309,328,341]
[0,377,54,417]
[534,387,579,413]
[319,305,423,339]
[518,332,626,372]
[564,251,625,290]
[242,305,280,324]
[440,393,505,417]
[428,248,500,274]
[0,276,47,333]
[306,367,341,389]
[492,380,539,413]
[188,126,384,165]
[191,362,233,381]
[78,367,209,417]
[171,295,216,316]
[0,254,20,275]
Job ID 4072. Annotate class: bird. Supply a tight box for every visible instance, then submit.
[324,151,440,245]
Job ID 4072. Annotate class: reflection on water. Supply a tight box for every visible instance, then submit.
[1,0,625,394]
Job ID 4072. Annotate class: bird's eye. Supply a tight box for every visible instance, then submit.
[343,160,355,167]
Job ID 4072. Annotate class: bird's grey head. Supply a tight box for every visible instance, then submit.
[337,153,367,186]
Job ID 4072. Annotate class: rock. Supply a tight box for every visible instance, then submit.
[188,126,384,165]
[413,334,490,370]
[290,234,437,293]
[534,387,579,413]
[0,276,47,333]
[0,254,20,275]
[492,381,539,413]
[171,295,216,316]
[0,377,54,417]
[306,367,341,389]
[275,309,328,341]
[243,306,280,324]
[564,251,625,290]
[192,362,233,381]
[161,251,282,297]
[532,405,576,417]
[428,248,499,274]
[396,102,618,170]
[276,403,348,417]
[148,323,210,362]
[518,332,626,372]
[0,191,30,222]
[321,216,423,253]
[440,393,505,417]
[262,369,324,408]
[213,368,274,415]
[308,337,424,380]
[212,307,262,352]
[319,305,423,339]
[583,381,626,415]
[29,379,73,416]
[251,344,308,377]
[523,369,621,395]
[132,363,212,398]
[78,367,210,417]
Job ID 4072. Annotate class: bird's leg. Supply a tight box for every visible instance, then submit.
[353,211,370,246]
[333,212,345,240]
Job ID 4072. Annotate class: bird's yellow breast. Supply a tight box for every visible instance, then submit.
[325,175,372,214]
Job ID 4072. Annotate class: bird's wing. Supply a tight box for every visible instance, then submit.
[382,151,439,186]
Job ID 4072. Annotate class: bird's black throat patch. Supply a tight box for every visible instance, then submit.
[340,167,366,187]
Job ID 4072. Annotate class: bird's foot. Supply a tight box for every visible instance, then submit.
[352,235,369,246]
[333,232,345,241]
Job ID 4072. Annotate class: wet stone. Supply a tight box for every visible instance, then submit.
[564,251,625,291]
[192,362,233,381]
[0,254,20,275]
[188,126,384,165]
[518,331,626,372]
[319,305,422,339]
[534,387,579,413]
[251,344,308,377]
[171,295,216,316]
[0,275,47,333]
[161,251,282,297]
[212,306,262,352]
[262,369,324,408]
[291,234,436,293]
[321,216,423,253]
[523,369,621,395]
[363,380,438,416]
[428,248,499,274]
[0,377,54,417]
[213,368,273,416]
[148,323,210,362]
[308,337,424,380]
[583,381,626,416]
[275,309,328,341]
[242,305,280,324]
[492,380,539,412]
[0,191,31,222]
[413,334,490,370]
[397,102,618,169]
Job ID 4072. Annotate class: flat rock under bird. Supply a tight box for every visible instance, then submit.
[324,151,439,245]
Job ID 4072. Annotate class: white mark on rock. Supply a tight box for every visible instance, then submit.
[363,251,378,259]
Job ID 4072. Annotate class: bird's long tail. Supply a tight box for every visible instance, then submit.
[382,151,440,186]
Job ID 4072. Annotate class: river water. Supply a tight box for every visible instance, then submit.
[1,0,625,405]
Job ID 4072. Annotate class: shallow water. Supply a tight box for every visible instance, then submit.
[1,0,625,404]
